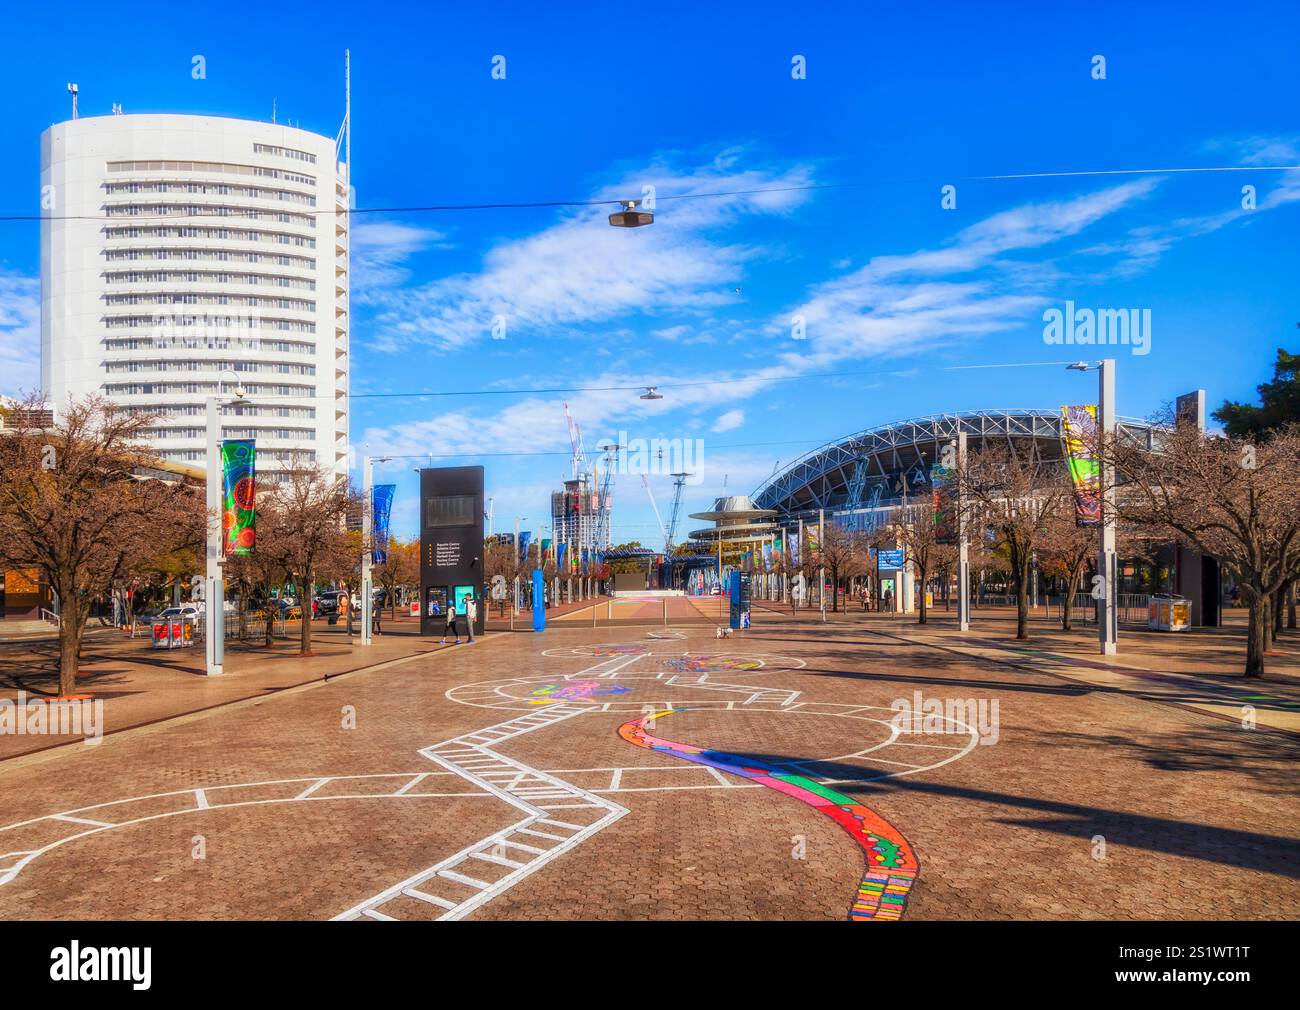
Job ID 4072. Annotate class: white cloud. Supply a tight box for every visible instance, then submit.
[0,272,40,398]
[351,220,450,291]
[712,408,744,432]
[360,153,815,352]
[772,179,1163,370]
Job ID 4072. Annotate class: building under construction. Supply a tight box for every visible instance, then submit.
[550,474,608,553]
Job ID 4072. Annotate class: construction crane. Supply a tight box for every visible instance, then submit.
[664,471,691,553]
[593,442,618,554]
[562,402,588,479]
[641,474,667,546]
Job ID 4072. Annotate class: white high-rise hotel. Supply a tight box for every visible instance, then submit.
[40,113,349,477]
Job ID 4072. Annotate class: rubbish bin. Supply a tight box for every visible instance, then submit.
[1147,595,1190,631]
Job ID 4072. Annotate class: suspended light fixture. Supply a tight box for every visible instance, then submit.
[609,199,654,228]
[640,387,663,400]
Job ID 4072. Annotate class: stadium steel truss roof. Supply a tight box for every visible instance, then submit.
[751,408,1159,521]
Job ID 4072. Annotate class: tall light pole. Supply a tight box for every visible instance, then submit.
[956,431,971,632]
[204,373,245,676]
[1068,358,1119,655]
[359,454,391,647]
[1098,358,1119,655]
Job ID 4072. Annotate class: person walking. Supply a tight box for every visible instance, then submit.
[465,595,477,644]
[883,588,894,613]
[440,597,459,645]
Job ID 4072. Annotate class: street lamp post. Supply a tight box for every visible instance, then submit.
[203,375,245,676]
[956,432,971,631]
[204,395,225,676]
[359,455,390,647]
[1098,358,1119,656]
[1068,358,1119,656]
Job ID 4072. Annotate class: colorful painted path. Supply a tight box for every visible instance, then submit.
[619,709,919,920]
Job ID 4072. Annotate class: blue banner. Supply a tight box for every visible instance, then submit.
[519,531,533,560]
[532,569,545,632]
[371,484,395,564]
[557,543,567,569]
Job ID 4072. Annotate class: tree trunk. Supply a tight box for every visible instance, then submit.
[1062,564,1084,631]
[918,573,928,625]
[1245,597,1268,678]
[1289,580,1297,631]
[300,573,315,656]
[58,617,80,697]
[1014,559,1030,640]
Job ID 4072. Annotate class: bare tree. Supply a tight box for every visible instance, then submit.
[1111,422,1300,678]
[254,462,358,657]
[374,538,419,620]
[959,444,1069,640]
[1036,494,1096,631]
[814,522,869,612]
[0,395,203,694]
[889,500,958,625]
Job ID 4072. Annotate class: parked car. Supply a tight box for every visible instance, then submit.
[153,605,200,621]
[314,593,343,617]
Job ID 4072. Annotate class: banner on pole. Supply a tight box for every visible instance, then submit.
[220,439,256,556]
[1060,404,1102,527]
[929,462,956,545]
[518,531,533,560]
[372,484,396,564]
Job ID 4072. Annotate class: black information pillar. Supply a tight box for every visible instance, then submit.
[419,466,485,638]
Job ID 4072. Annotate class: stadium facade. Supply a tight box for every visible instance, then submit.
[752,408,1158,526]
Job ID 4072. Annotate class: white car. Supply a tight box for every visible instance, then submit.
[156,606,200,621]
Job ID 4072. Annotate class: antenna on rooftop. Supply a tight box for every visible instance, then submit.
[66,83,79,120]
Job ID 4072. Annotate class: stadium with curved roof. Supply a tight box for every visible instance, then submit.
[751,408,1161,526]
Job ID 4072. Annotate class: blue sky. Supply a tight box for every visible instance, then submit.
[1,0,1297,545]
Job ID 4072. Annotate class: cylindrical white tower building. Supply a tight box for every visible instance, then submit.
[40,113,350,478]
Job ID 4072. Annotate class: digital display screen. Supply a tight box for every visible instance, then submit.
[424,494,477,529]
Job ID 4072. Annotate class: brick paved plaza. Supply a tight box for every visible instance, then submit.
[1,603,1296,921]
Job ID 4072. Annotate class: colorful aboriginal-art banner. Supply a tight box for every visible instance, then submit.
[371,484,396,564]
[220,439,256,556]
[929,463,956,545]
[791,534,801,567]
[580,547,589,567]
[541,538,552,562]
[519,531,533,560]
[1060,404,1102,527]
[761,542,772,571]
[806,527,821,556]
